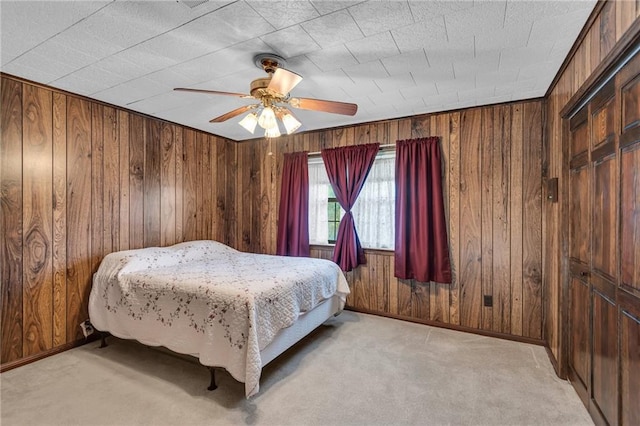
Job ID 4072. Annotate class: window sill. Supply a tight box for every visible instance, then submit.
[310,244,394,255]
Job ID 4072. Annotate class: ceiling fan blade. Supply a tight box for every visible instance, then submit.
[267,68,303,96]
[174,88,251,98]
[209,105,257,123]
[289,97,358,116]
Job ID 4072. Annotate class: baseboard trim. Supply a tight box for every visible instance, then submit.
[0,335,98,373]
[544,345,565,379]
[345,307,546,346]
[3,310,546,373]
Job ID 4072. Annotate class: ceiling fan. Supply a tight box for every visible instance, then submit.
[174,54,358,138]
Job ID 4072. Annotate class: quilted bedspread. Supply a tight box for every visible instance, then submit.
[88,240,349,397]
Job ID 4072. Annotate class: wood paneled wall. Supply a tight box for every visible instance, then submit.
[0,75,232,367]
[544,0,640,375]
[231,100,544,340]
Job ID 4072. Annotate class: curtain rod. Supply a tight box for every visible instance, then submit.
[307,143,396,156]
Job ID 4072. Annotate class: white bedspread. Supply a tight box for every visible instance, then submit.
[88,240,349,397]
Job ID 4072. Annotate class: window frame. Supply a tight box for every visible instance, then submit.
[308,148,395,250]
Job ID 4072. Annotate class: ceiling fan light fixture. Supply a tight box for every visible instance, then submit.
[281,113,301,135]
[238,112,258,133]
[258,106,277,130]
[265,126,281,139]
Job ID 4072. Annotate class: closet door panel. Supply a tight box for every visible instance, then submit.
[569,277,590,390]
[620,145,640,292]
[569,165,590,265]
[591,291,618,425]
[621,310,640,426]
[592,154,617,280]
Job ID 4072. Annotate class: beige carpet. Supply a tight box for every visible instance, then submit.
[1,311,592,426]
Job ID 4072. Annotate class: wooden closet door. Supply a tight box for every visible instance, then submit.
[618,52,640,426]
[568,108,591,403]
[566,51,640,426]
[590,81,618,425]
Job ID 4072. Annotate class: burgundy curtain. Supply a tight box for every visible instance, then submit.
[321,143,379,271]
[276,151,310,257]
[395,137,452,283]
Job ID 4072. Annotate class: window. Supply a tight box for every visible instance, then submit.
[308,150,395,249]
[327,187,340,244]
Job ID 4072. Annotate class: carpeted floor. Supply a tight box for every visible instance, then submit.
[0,311,592,426]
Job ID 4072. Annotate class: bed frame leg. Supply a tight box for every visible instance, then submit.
[99,333,108,348]
[207,367,218,391]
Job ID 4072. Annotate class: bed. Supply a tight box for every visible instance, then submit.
[88,240,350,397]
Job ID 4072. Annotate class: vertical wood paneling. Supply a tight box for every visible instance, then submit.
[118,111,130,251]
[66,97,92,342]
[599,1,616,59]
[510,104,524,336]
[459,109,483,330]
[197,133,210,240]
[492,105,512,333]
[143,119,161,247]
[22,84,53,356]
[209,135,218,241]
[448,112,461,326]
[430,114,450,323]
[1,76,233,369]
[103,107,119,255]
[160,123,176,246]
[250,142,261,252]
[182,129,197,242]
[522,102,543,339]
[545,7,640,422]
[129,115,144,249]
[226,141,238,248]
[174,127,184,243]
[481,107,494,331]
[91,104,104,267]
[214,137,227,244]
[1,78,23,363]
[52,93,67,347]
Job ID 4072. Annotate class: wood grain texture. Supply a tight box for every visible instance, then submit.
[448,112,461,326]
[22,84,53,356]
[231,102,542,339]
[480,107,494,331]
[458,109,483,330]
[160,123,176,246]
[1,78,23,363]
[621,144,640,292]
[569,278,590,389]
[492,105,511,334]
[118,110,130,251]
[174,127,184,244]
[592,155,616,280]
[129,114,145,249]
[66,96,92,342]
[182,129,197,242]
[1,75,231,369]
[430,114,450,323]
[103,106,119,255]
[621,311,640,426]
[510,104,524,336]
[52,92,67,347]
[91,103,104,268]
[143,119,161,247]
[592,292,618,425]
[545,11,640,422]
[522,102,543,339]
[600,0,616,59]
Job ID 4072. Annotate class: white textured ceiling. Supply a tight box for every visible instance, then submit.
[1,0,596,141]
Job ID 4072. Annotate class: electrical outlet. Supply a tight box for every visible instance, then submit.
[483,295,493,307]
[80,320,94,337]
